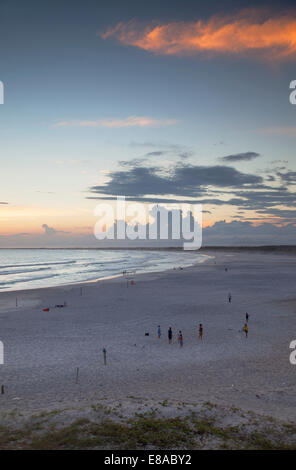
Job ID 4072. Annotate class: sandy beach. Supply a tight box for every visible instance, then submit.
[0,248,295,430]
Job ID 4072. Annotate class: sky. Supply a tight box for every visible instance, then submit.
[0,0,296,246]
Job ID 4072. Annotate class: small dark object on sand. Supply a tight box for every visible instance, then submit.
[145,332,149,336]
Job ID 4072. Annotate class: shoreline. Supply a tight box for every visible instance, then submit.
[0,251,212,295]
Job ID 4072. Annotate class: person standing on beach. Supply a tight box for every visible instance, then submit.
[243,323,248,338]
[178,331,183,347]
[157,325,161,338]
[246,312,249,323]
[199,323,203,340]
[228,292,232,303]
[168,327,173,344]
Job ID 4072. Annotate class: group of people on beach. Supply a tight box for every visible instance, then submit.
[155,289,250,348]
[157,324,203,347]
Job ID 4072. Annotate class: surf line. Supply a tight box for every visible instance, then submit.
[104,454,138,467]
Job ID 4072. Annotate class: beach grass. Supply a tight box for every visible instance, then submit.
[1,401,296,450]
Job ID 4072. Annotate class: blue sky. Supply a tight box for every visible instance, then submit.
[0,0,296,245]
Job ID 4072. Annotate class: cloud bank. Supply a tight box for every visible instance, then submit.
[2,219,296,248]
[42,224,70,236]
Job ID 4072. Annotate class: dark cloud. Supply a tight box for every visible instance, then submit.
[0,202,8,204]
[256,208,296,218]
[89,163,263,200]
[203,220,296,246]
[118,158,147,168]
[88,156,296,222]
[118,147,192,168]
[277,171,296,184]
[232,188,296,211]
[42,224,58,236]
[219,152,260,162]
[266,175,276,182]
[143,149,193,159]
[129,142,194,159]
[173,165,262,189]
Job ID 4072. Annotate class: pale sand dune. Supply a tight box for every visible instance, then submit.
[0,250,296,422]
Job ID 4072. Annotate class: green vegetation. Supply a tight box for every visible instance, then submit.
[0,402,296,450]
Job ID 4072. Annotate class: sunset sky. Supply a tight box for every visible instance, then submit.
[1,0,296,246]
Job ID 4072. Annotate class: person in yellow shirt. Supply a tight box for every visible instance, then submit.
[243,323,249,338]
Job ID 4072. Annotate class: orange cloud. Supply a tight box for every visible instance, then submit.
[100,8,296,60]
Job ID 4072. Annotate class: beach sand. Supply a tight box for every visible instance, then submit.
[0,250,296,424]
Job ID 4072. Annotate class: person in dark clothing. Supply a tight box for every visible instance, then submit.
[228,293,232,303]
[199,323,203,340]
[246,312,249,323]
[168,327,173,344]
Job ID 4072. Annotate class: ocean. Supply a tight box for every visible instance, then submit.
[0,249,207,291]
